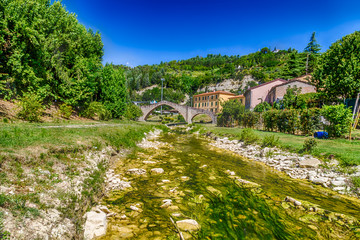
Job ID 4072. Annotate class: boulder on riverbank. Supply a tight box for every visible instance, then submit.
[176,219,200,231]
[84,211,107,240]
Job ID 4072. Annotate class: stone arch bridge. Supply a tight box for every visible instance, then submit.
[138,100,217,124]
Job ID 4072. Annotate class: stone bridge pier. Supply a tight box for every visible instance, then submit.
[138,100,217,124]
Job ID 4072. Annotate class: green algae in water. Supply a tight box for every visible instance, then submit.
[99,132,360,239]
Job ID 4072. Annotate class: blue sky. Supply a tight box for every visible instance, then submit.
[61,0,360,66]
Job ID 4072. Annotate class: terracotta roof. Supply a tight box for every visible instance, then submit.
[194,91,236,97]
[228,95,244,99]
[245,79,287,93]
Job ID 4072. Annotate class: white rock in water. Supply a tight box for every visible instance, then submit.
[162,179,170,183]
[176,219,200,231]
[333,187,346,191]
[143,160,157,164]
[181,176,189,181]
[130,205,140,211]
[127,168,146,175]
[84,211,107,240]
[226,170,236,176]
[299,158,322,168]
[151,168,164,174]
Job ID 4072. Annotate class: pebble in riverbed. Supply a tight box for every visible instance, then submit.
[127,168,146,175]
[151,168,164,174]
[211,137,355,196]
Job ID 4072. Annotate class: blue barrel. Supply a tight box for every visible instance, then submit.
[314,131,328,139]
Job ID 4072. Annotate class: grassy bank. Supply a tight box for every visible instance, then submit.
[0,120,163,239]
[200,125,360,166]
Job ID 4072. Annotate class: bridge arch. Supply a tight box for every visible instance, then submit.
[138,100,217,124]
[142,102,187,122]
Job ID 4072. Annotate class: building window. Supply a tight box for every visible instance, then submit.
[215,102,218,106]
[211,102,213,106]
[211,96,213,100]
[216,95,218,99]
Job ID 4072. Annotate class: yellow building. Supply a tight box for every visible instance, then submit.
[193,91,237,113]
[228,95,245,104]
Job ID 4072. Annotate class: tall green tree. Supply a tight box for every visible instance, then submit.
[0,0,103,105]
[101,64,128,118]
[313,31,360,101]
[304,32,321,54]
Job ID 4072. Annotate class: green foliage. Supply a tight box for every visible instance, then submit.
[0,0,103,105]
[261,135,280,148]
[300,108,321,135]
[82,101,111,120]
[313,31,360,101]
[101,64,128,118]
[281,85,302,109]
[59,103,73,119]
[141,87,185,103]
[351,176,360,188]
[124,104,143,121]
[0,212,9,240]
[302,138,318,153]
[17,94,43,122]
[242,111,259,128]
[254,101,271,112]
[304,32,321,54]
[320,104,353,138]
[263,109,279,132]
[240,128,259,145]
[217,100,245,127]
[276,109,300,134]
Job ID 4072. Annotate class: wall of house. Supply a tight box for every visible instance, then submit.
[272,82,316,103]
[247,80,285,110]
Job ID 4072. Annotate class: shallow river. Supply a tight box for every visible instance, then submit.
[99,132,360,239]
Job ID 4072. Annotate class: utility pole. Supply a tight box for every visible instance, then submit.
[161,78,164,115]
[305,53,309,75]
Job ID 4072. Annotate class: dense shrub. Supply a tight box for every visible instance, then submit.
[124,104,143,121]
[261,135,280,148]
[59,103,73,119]
[263,110,278,131]
[276,109,299,134]
[217,100,245,127]
[320,104,352,138]
[300,108,321,135]
[302,138,317,153]
[240,128,259,145]
[242,111,259,128]
[17,94,43,122]
[82,102,111,120]
[254,102,271,112]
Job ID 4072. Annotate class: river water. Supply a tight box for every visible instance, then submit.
[99,132,360,239]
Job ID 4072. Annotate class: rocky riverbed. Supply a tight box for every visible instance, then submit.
[208,135,360,196]
[84,128,360,239]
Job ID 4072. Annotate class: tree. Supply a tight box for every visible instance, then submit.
[101,64,128,118]
[313,31,360,101]
[217,100,245,127]
[304,32,321,54]
[281,86,301,109]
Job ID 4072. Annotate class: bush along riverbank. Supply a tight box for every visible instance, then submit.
[203,130,360,197]
[0,122,161,239]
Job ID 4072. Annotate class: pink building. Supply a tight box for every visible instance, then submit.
[244,79,287,110]
[268,79,316,104]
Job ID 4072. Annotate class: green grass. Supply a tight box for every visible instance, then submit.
[0,120,161,152]
[201,125,360,166]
